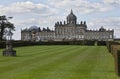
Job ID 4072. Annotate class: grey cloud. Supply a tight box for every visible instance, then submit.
[0,1,55,16]
[48,0,112,14]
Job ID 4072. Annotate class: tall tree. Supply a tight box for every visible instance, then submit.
[0,16,15,41]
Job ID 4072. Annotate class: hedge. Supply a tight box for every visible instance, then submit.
[0,40,97,48]
[106,41,120,53]
[97,41,106,46]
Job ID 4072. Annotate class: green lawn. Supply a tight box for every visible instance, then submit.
[0,46,119,79]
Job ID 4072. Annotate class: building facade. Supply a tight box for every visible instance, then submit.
[21,10,114,41]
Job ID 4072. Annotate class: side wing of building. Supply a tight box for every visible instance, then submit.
[84,29,114,41]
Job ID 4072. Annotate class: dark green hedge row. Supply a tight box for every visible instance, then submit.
[13,40,95,46]
[0,40,110,48]
[84,40,96,46]
[0,41,5,48]
[106,41,120,53]
[0,40,97,48]
[106,41,120,76]
[97,41,106,46]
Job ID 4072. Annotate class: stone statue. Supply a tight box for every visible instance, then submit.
[5,28,13,40]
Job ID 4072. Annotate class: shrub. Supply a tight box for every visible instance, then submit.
[111,45,120,56]
[97,41,106,46]
[114,50,120,76]
[106,41,120,53]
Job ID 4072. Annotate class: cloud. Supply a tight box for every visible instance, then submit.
[88,17,120,29]
[91,17,120,27]
[13,18,39,26]
[11,15,66,29]
[48,0,112,14]
[103,0,120,4]
[0,1,55,16]
[87,17,120,38]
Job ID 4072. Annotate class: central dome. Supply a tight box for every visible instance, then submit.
[67,9,77,24]
[29,26,39,31]
[29,26,38,30]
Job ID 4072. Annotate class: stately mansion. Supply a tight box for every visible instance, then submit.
[21,10,114,41]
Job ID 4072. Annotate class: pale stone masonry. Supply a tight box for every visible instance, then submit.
[21,10,114,41]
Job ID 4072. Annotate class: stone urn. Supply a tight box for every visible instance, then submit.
[3,40,16,56]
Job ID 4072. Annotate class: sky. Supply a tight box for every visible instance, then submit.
[0,0,120,40]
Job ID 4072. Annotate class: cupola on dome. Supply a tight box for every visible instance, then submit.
[67,9,77,24]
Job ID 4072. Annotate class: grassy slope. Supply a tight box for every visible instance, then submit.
[0,46,119,79]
